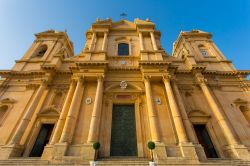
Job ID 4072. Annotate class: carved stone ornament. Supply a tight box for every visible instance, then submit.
[85,97,92,105]
[121,60,127,65]
[155,98,161,105]
[120,81,128,89]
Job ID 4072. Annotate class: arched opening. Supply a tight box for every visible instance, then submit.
[34,45,48,57]
[118,43,129,56]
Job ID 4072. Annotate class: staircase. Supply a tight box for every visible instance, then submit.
[0,157,250,166]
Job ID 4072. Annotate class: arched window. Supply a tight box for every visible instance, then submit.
[198,45,209,57]
[0,105,8,125]
[34,45,48,57]
[118,43,129,56]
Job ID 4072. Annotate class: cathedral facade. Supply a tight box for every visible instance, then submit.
[0,18,250,165]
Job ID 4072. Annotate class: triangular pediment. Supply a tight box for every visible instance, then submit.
[38,106,60,116]
[188,109,210,118]
[105,82,143,92]
[111,20,136,30]
[0,98,16,104]
[134,18,155,25]
[234,98,248,105]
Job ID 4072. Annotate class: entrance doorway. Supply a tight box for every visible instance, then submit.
[110,105,137,156]
[193,124,218,158]
[29,124,54,157]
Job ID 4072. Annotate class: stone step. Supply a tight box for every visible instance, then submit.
[0,157,250,166]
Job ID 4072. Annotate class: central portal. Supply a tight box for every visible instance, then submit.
[110,104,137,156]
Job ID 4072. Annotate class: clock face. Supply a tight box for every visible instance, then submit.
[121,60,127,65]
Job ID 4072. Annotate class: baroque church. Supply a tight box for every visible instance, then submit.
[0,18,250,165]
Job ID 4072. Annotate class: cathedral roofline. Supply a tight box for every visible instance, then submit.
[172,29,212,56]
[89,18,156,32]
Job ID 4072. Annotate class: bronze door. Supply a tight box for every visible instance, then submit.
[110,105,137,156]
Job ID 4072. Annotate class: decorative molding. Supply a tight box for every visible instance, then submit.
[0,98,16,104]
[155,98,161,105]
[194,73,207,84]
[85,97,92,105]
[120,81,127,89]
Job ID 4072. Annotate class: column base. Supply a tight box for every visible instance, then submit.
[80,143,95,160]
[224,144,250,160]
[154,142,168,160]
[0,144,24,159]
[53,143,69,160]
[193,144,207,161]
[41,144,54,160]
[179,142,199,161]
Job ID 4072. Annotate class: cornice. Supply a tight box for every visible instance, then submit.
[0,70,45,77]
[108,66,140,71]
[139,61,171,66]
[75,61,109,66]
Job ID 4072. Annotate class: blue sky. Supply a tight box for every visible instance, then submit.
[0,0,249,75]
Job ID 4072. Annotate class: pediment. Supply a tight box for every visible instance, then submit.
[111,20,136,30]
[105,82,143,92]
[39,106,60,116]
[134,18,155,25]
[0,98,16,104]
[188,109,210,118]
[234,98,248,105]
[115,36,130,42]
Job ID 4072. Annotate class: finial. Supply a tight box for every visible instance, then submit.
[96,18,101,22]
[146,18,150,22]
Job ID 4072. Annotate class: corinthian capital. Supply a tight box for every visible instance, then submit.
[97,75,104,82]
[195,73,207,84]
[143,75,151,82]
[162,73,176,82]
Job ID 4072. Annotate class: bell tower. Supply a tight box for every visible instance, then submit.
[12,30,74,72]
[172,30,235,71]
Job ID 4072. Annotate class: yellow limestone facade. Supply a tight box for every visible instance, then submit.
[0,18,250,165]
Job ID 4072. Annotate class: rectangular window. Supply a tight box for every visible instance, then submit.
[118,43,129,56]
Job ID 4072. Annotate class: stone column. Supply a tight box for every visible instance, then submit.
[144,76,160,142]
[87,75,104,143]
[195,73,250,159]
[101,32,108,51]
[49,79,77,145]
[195,73,238,145]
[171,79,203,160]
[9,80,48,145]
[139,32,145,51]
[90,32,96,51]
[171,82,197,143]
[59,77,84,143]
[162,74,188,144]
[150,31,158,51]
